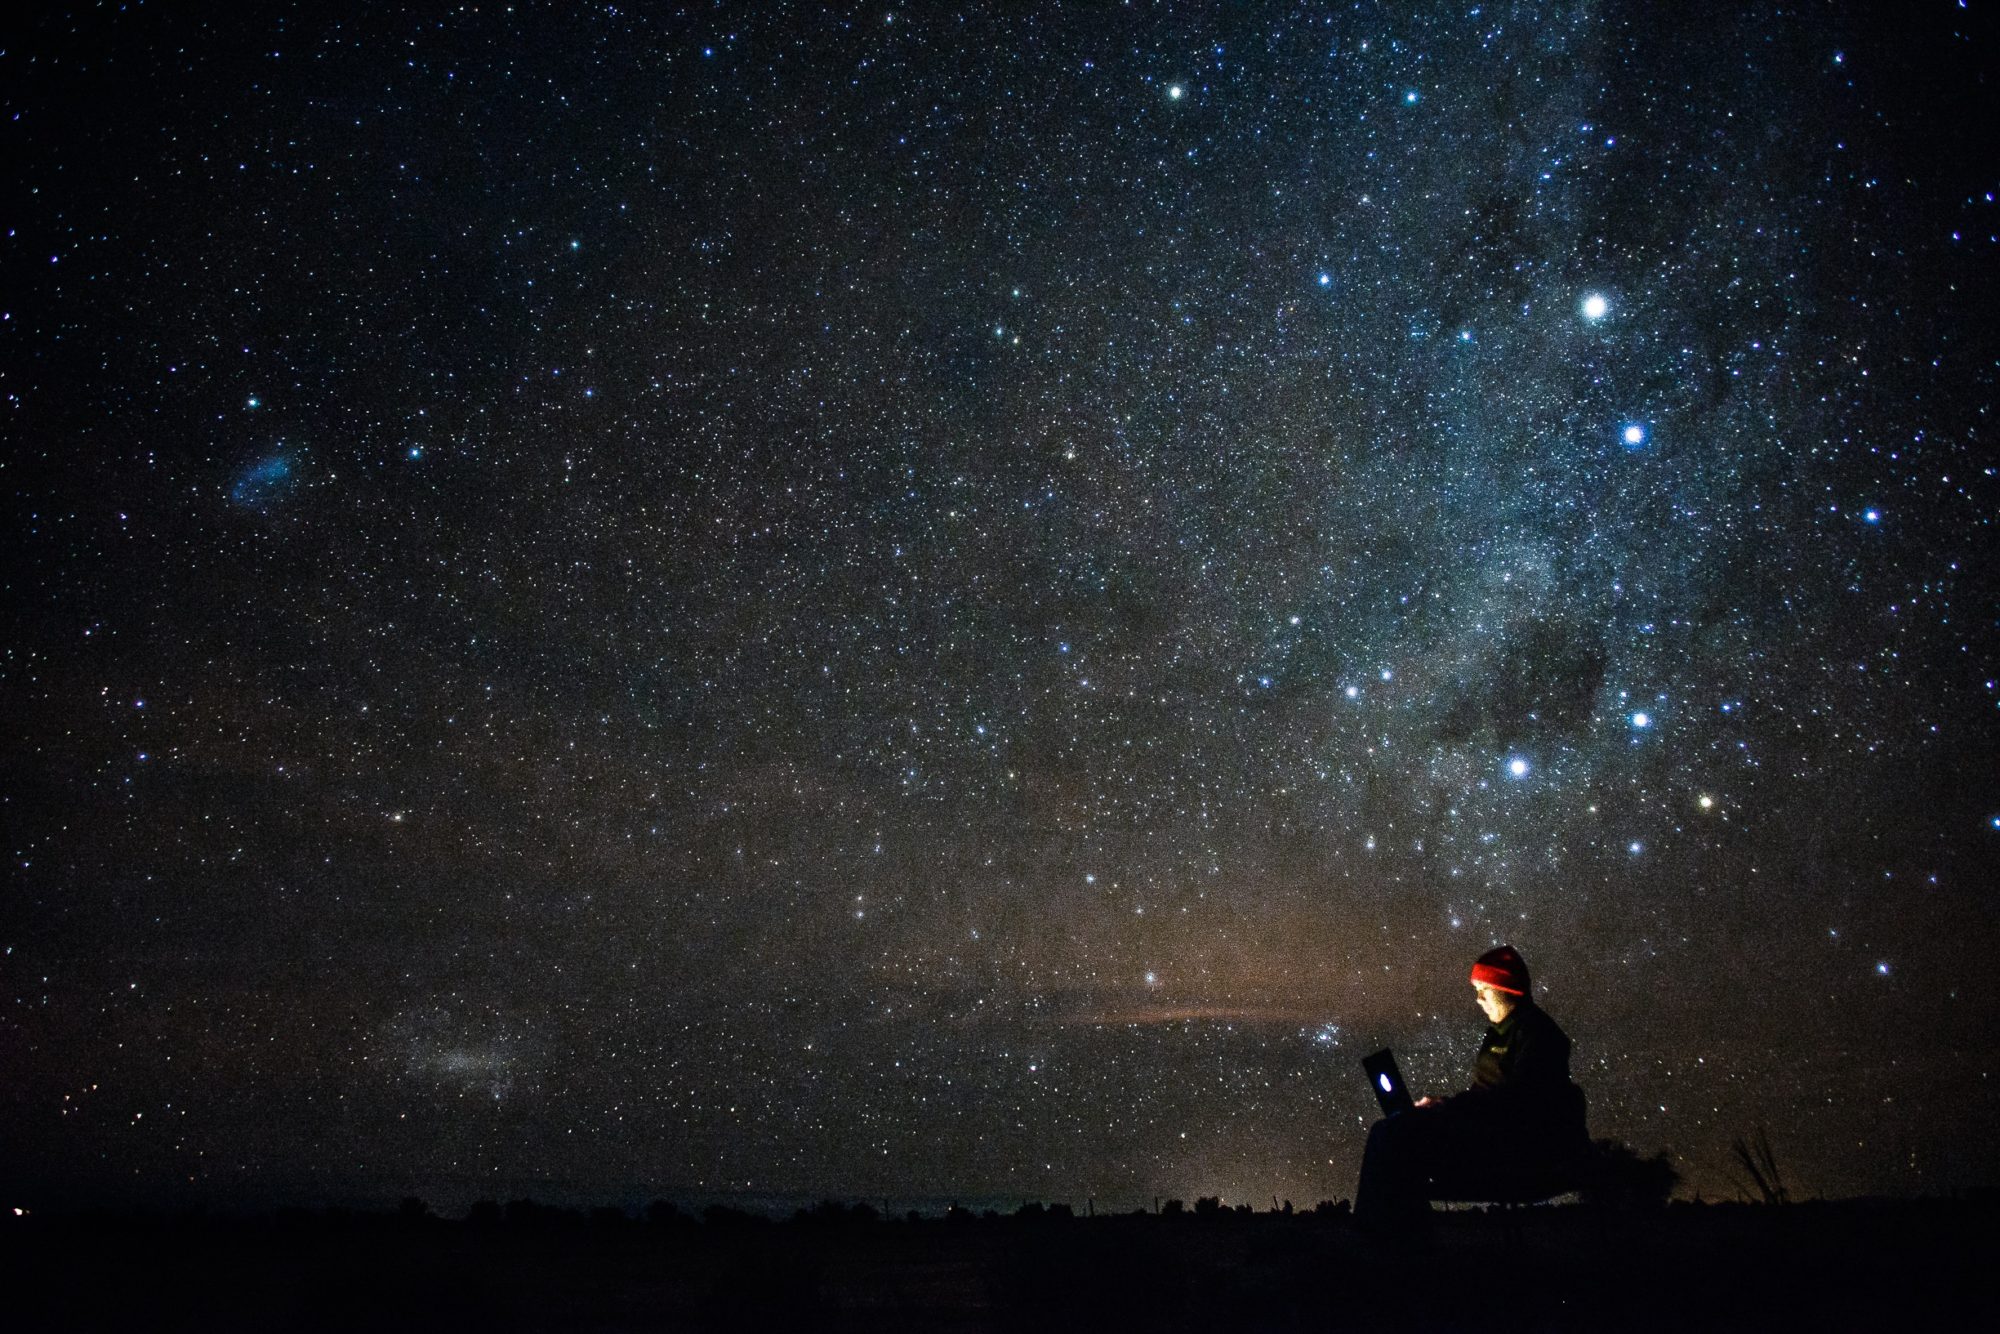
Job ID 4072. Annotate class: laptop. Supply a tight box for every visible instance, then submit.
[1362,1048,1416,1117]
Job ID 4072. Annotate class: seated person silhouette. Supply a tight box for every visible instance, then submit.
[1353,945,1588,1233]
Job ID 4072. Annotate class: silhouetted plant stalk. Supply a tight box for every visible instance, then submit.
[1730,1126,1790,1205]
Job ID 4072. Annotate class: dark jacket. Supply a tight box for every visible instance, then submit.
[1443,999,1587,1152]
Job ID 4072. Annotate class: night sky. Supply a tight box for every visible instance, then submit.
[5,1,1998,1213]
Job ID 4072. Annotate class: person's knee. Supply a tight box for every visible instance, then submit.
[1365,1116,1402,1153]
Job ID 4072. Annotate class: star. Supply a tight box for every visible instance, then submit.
[1580,292,1609,321]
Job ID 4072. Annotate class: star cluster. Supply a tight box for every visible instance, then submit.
[3,2,1997,1210]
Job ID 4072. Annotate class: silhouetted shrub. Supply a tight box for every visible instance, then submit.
[506,1199,573,1228]
[1160,1199,1185,1217]
[794,1200,879,1227]
[1193,1196,1224,1218]
[466,1200,503,1227]
[644,1200,686,1227]
[702,1204,764,1229]
[1580,1139,1680,1209]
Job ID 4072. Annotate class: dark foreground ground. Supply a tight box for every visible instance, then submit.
[3,1200,1988,1332]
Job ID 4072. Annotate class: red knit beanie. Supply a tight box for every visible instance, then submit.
[1470,945,1531,996]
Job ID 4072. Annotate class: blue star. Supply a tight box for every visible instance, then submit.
[1620,422,1648,449]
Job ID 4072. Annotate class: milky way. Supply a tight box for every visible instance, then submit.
[5,2,1997,1211]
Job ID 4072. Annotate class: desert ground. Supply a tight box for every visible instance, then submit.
[4,1197,1987,1331]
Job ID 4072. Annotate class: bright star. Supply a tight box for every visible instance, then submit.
[1863,509,1880,524]
[1698,795,1715,810]
[1403,89,1419,104]
[1628,841,1644,855]
[1317,272,1331,287]
[1507,757,1530,778]
[1630,711,1650,729]
[1167,84,1184,100]
[1621,423,1648,448]
[1581,293,1609,321]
